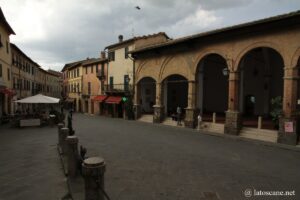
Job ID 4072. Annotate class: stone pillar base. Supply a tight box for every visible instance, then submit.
[224,111,242,135]
[153,105,164,123]
[66,136,79,178]
[133,104,142,120]
[278,117,298,145]
[184,107,199,128]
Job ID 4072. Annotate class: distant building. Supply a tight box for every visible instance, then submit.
[46,69,62,98]
[104,32,169,118]
[61,60,85,111]
[10,43,61,113]
[82,53,108,115]
[0,7,15,117]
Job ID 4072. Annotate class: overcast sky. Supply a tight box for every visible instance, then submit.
[1,0,300,71]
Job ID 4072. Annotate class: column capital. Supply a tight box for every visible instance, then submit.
[188,80,196,83]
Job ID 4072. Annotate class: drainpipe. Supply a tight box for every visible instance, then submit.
[128,54,135,98]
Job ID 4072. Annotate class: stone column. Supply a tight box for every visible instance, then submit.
[66,136,79,177]
[112,104,116,118]
[133,82,142,119]
[184,81,199,128]
[225,71,242,135]
[60,127,69,154]
[153,82,164,123]
[133,104,141,120]
[82,157,106,200]
[57,123,64,147]
[278,67,298,145]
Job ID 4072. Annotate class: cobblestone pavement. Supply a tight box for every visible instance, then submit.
[71,113,300,200]
[0,124,68,200]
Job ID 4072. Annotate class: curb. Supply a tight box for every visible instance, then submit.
[134,119,300,152]
[57,145,74,200]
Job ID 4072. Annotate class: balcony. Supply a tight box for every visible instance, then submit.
[104,84,133,95]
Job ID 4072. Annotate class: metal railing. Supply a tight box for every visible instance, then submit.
[103,84,133,93]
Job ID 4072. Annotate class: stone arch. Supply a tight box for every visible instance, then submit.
[193,49,229,74]
[136,74,157,84]
[159,55,191,82]
[235,41,285,71]
[291,47,300,68]
[237,46,285,129]
[161,74,189,116]
[137,77,156,114]
[136,60,159,83]
[194,52,229,119]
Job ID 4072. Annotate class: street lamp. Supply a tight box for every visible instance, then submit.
[222,67,229,76]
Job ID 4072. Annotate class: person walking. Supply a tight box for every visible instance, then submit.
[176,106,182,126]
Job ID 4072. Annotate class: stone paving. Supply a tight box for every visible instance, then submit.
[0,124,68,200]
[70,113,300,200]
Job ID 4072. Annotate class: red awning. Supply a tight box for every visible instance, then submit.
[105,96,122,104]
[93,95,107,102]
[0,88,15,96]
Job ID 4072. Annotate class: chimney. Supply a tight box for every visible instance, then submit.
[118,35,123,43]
[100,51,106,59]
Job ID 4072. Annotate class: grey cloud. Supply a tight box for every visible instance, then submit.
[1,0,299,71]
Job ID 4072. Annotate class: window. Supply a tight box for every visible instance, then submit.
[125,46,129,59]
[77,68,79,77]
[124,75,129,91]
[85,67,88,74]
[91,66,93,73]
[96,64,99,73]
[109,51,115,61]
[7,68,10,81]
[0,64,2,77]
[109,76,113,90]
[88,82,91,95]
[18,79,20,89]
[32,66,34,75]
[13,78,16,89]
[5,41,9,53]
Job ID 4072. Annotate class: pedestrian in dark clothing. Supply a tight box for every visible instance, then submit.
[177,106,182,126]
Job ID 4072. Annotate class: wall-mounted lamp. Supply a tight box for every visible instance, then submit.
[222,68,229,76]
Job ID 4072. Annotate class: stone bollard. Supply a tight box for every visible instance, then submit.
[66,136,79,178]
[57,123,64,146]
[60,128,69,154]
[82,157,106,200]
[212,112,216,123]
[258,116,262,129]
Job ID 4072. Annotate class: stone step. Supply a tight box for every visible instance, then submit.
[162,118,184,127]
[240,128,278,143]
[199,123,224,134]
[138,115,153,123]
[240,128,278,138]
[242,127,277,134]
[240,133,277,143]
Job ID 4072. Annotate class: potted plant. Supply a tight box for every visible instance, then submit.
[270,96,282,129]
